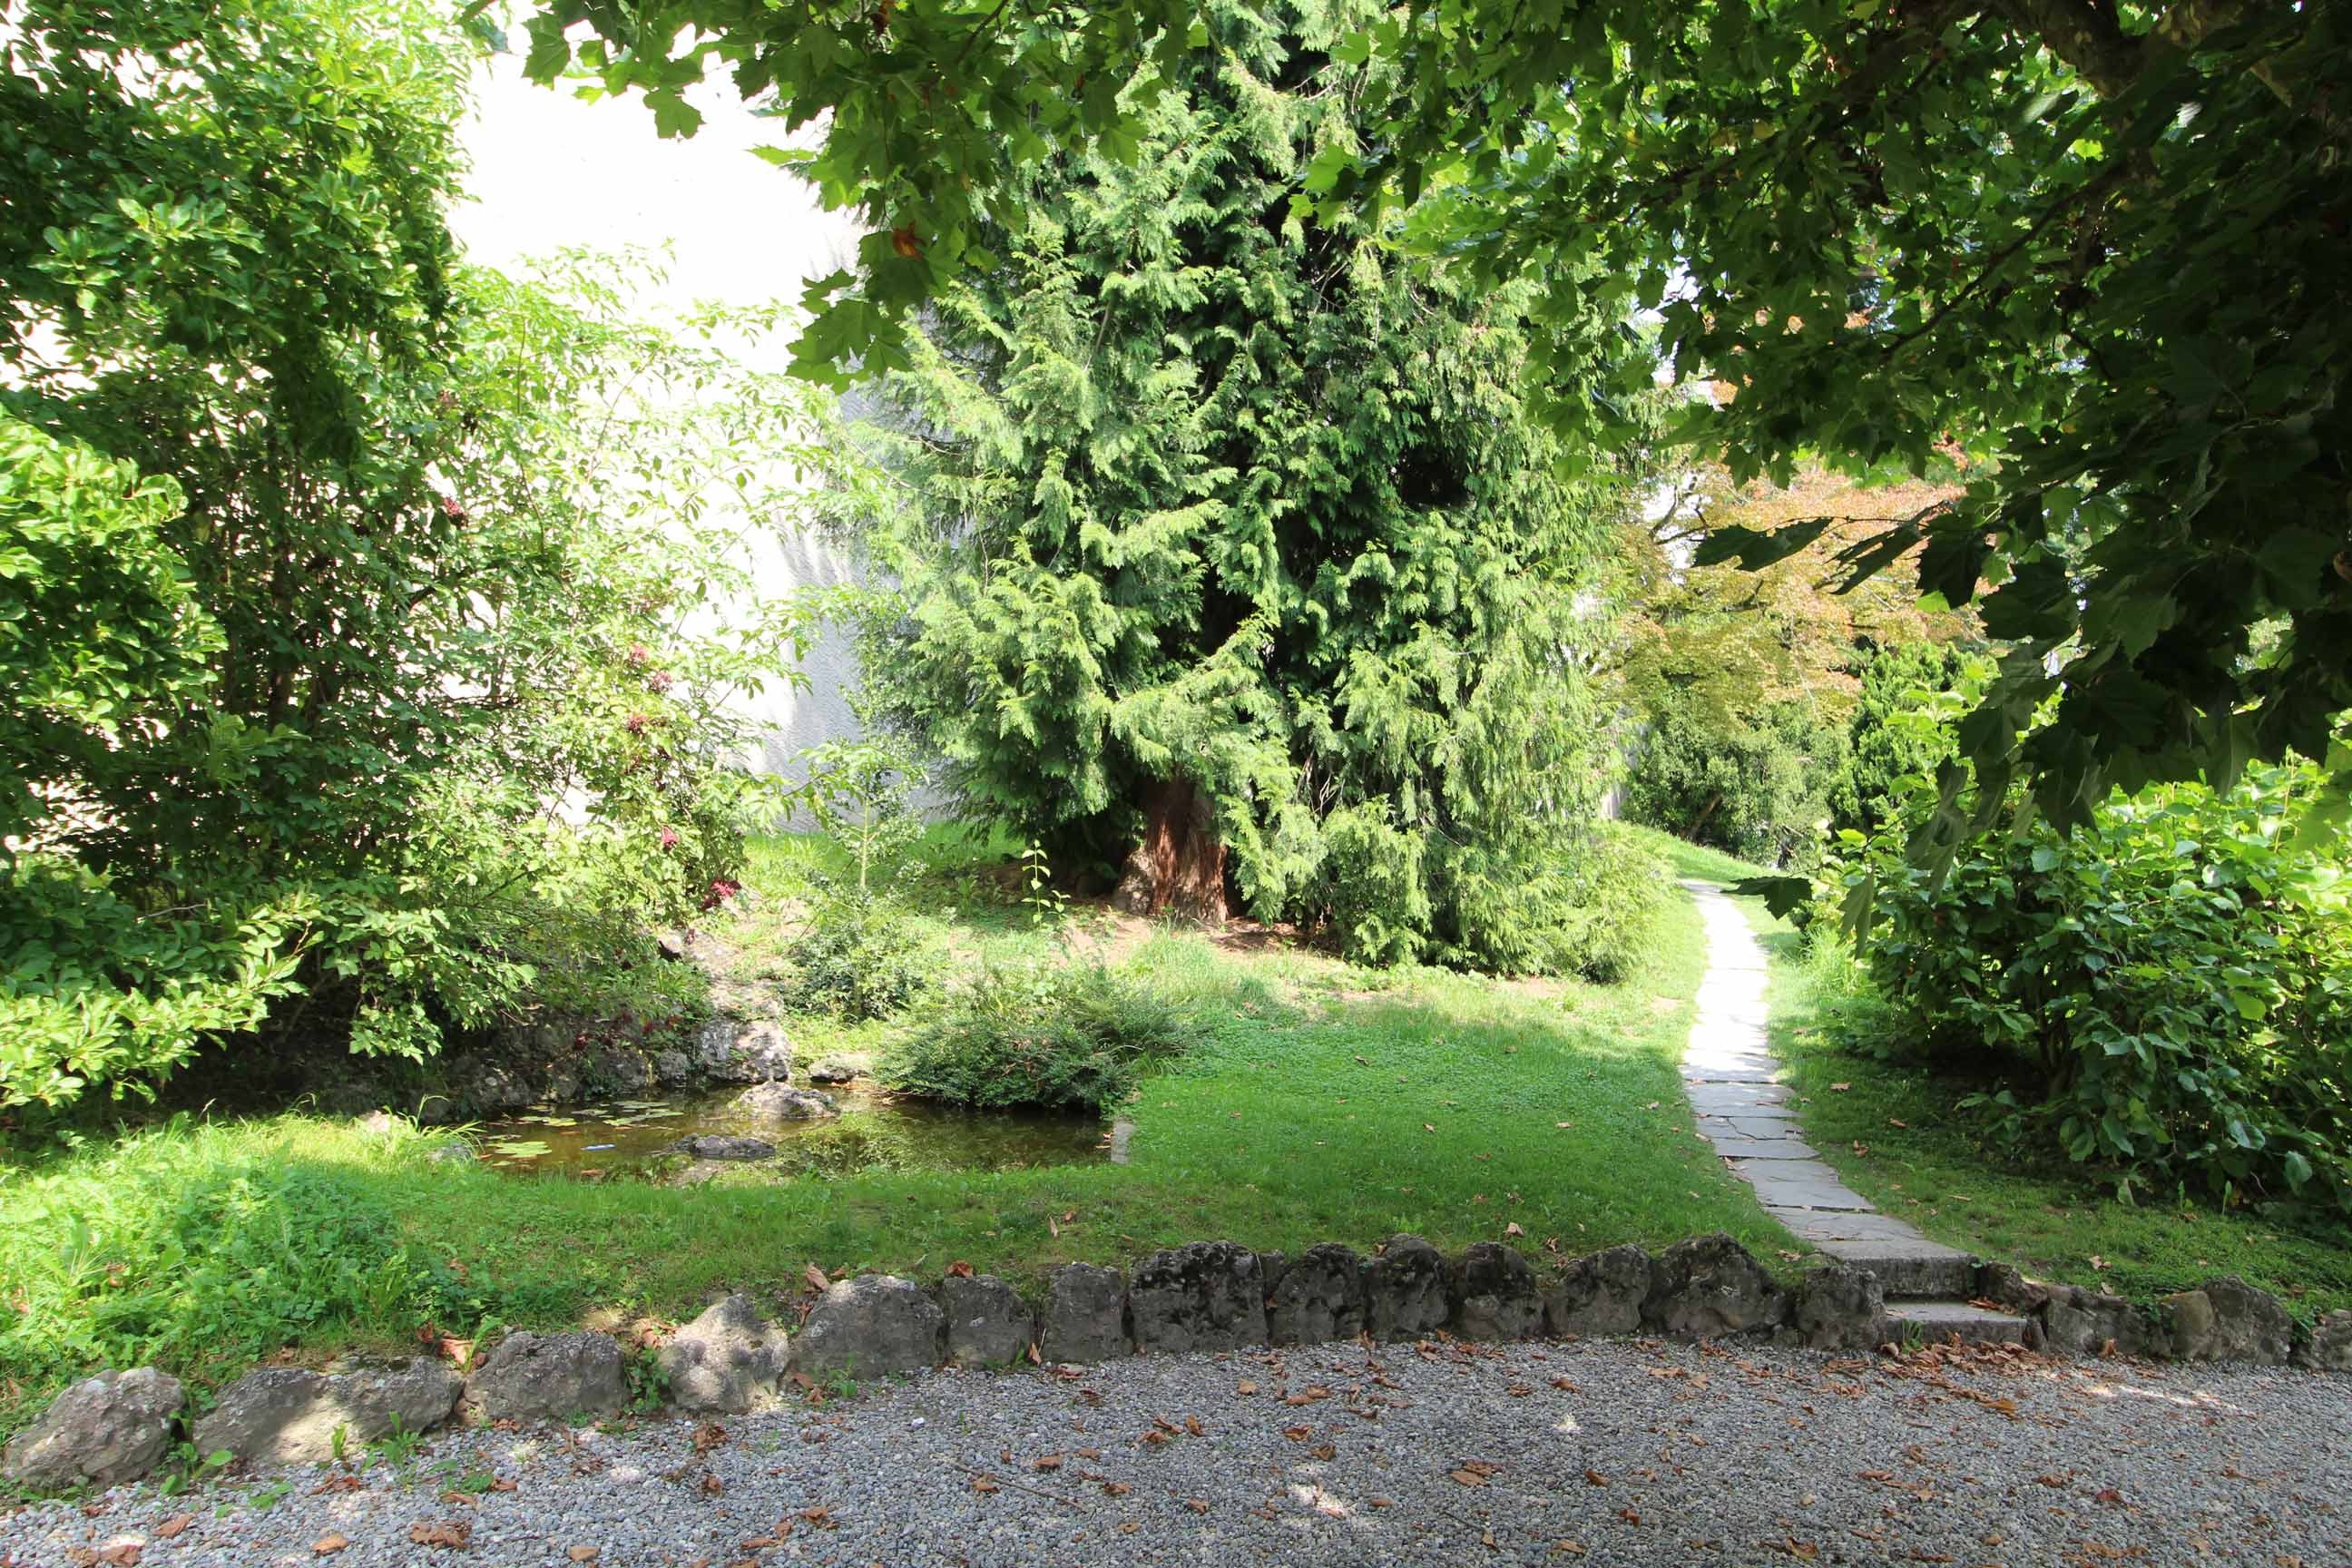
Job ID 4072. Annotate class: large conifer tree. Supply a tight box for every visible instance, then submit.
[846,0,1652,974]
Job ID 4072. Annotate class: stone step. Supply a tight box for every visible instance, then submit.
[1813,1237,1977,1300]
[1887,1300,2031,1347]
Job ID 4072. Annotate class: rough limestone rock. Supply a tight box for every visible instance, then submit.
[736,1022,796,1083]
[1976,1261,2051,1314]
[1448,1242,1544,1342]
[2296,1310,2352,1370]
[1642,1233,1786,1339]
[193,1360,463,1465]
[465,1332,627,1424]
[694,1019,793,1083]
[1367,1235,1450,1340]
[662,1296,789,1413]
[2162,1276,2292,1366]
[2040,1285,2151,1357]
[1267,1244,1368,1347]
[451,1060,534,1117]
[2,1367,183,1490]
[1042,1264,1131,1364]
[1544,1245,1651,1338]
[806,1057,858,1084]
[652,1049,695,1085]
[1130,1241,1268,1354]
[942,1274,1035,1366]
[790,1277,942,1377]
[735,1082,838,1122]
[587,1044,651,1094]
[1791,1262,1887,1351]
[671,1134,775,1161]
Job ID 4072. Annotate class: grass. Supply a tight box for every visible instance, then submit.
[1683,839,2352,1318]
[1,827,1788,1433]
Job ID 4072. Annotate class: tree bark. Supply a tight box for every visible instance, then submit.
[1110,775,1229,925]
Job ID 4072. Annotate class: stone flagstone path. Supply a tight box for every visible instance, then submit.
[1678,880,2021,1336]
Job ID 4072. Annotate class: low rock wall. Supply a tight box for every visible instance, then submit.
[10,1233,2346,1493]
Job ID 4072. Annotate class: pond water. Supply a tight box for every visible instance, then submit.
[468,1084,1108,1180]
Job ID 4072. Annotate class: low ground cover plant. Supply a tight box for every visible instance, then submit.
[880,961,1202,1112]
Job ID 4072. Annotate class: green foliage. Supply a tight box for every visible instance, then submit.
[0,0,829,1110]
[1624,694,1847,872]
[796,691,930,897]
[527,0,2352,851]
[1828,643,1966,838]
[880,962,1201,1112]
[833,2,1643,975]
[1826,763,2352,1210]
[786,882,943,1023]
[0,1119,457,1402]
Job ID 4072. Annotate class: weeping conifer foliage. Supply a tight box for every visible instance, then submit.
[845,0,1661,975]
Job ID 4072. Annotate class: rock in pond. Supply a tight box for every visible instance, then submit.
[2,1367,183,1490]
[805,1056,858,1084]
[792,1276,943,1377]
[193,1359,463,1465]
[735,1082,838,1122]
[671,1133,776,1161]
[465,1332,628,1424]
[662,1296,789,1413]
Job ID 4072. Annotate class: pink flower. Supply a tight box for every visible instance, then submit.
[624,712,652,735]
[659,828,680,849]
[644,669,674,693]
[626,642,651,667]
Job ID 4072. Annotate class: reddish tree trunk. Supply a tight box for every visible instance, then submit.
[1111,776,1228,924]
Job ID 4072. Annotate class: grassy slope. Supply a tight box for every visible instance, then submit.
[1671,831,2352,1318]
[1,832,1786,1426]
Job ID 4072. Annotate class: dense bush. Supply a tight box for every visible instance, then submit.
[880,962,1200,1112]
[838,2,1647,975]
[1828,643,1965,838]
[0,0,836,1107]
[1828,762,2352,1209]
[1623,691,1848,870]
[786,882,944,1023]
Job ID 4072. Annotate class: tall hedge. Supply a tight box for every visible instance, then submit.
[838,0,1657,975]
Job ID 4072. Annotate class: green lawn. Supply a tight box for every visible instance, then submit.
[1,828,1789,1430]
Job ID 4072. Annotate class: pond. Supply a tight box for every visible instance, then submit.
[467,1084,1109,1180]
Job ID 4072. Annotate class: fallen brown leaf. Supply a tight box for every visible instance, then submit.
[154,1515,193,1541]
[566,1549,599,1563]
[408,1522,470,1550]
[312,1537,350,1558]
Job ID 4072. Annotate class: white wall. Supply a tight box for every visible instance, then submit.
[452,52,880,781]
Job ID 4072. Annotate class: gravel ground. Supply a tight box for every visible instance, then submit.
[8,1338,2347,1568]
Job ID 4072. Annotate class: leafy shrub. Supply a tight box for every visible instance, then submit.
[880,962,1200,1112]
[1624,691,1848,869]
[0,0,838,1111]
[786,882,943,1022]
[1828,762,2352,1209]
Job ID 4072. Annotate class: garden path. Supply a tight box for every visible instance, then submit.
[1678,880,2017,1338]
